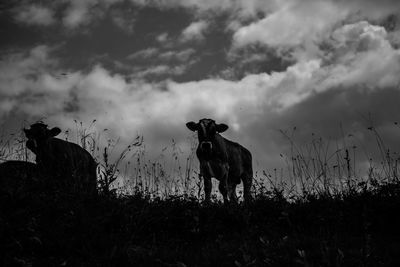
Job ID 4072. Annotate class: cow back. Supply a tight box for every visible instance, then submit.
[35,138,97,194]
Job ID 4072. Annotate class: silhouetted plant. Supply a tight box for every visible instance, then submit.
[98,136,142,195]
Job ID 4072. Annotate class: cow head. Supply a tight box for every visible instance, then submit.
[23,122,61,153]
[186,118,228,154]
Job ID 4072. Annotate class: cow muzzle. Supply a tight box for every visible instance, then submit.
[200,141,212,153]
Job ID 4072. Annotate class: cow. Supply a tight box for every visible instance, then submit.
[186,118,253,203]
[23,122,98,195]
[0,160,39,198]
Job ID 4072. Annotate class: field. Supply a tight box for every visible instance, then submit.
[1,122,400,266]
[2,180,400,266]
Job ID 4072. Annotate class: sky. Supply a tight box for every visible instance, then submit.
[1,0,400,183]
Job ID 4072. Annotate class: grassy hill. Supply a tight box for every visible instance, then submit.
[2,122,400,266]
[1,179,400,266]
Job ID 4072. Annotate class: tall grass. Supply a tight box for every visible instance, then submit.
[2,119,400,201]
[258,122,400,201]
[0,120,205,198]
[59,120,222,199]
[0,129,32,162]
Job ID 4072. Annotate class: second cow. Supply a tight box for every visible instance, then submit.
[24,122,97,195]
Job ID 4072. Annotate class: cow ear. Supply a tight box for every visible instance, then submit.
[186,121,198,132]
[49,127,61,137]
[216,123,228,133]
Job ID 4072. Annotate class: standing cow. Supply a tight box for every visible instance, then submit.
[23,122,97,195]
[186,118,253,203]
[0,160,39,198]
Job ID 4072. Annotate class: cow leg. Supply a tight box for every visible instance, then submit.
[203,175,212,203]
[218,181,228,203]
[219,163,230,203]
[242,173,253,203]
[228,182,238,203]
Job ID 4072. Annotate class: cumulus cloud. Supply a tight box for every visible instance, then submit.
[181,20,208,42]
[61,0,125,28]
[62,0,95,28]
[0,45,57,97]
[156,32,169,43]
[14,5,56,26]
[12,0,124,29]
[128,0,400,28]
[0,43,303,165]
[232,1,346,61]
[337,0,400,20]
[229,0,400,64]
[0,47,69,124]
[2,11,400,176]
[317,21,400,91]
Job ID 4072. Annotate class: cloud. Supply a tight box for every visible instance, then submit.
[130,0,234,12]
[130,64,189,79]
[61,0,124,29]
[232,1,345,56]
[127,48,159,60]
[156,32,169,43]
[0,45,57,97]
[12,0,124,29]
[330,21,389,53]
[10,0,400,35]
[126,48,197,78]
[0,46,83,121]
[337,0,400,20]
[10,0,230,30]
[128,0,281,19]
[2,15,400,176]
[223,44,292,79]
[159,48,196,62]
[180,20,208,42]
[0,43,304,165]
[62,0,95,28]
[14,5,56,26]
[110,8,136,34]
[229,0,400,63]
[0,45,330,139]
[317,21,400,91]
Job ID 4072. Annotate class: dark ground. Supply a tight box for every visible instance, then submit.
[1,181,400,267]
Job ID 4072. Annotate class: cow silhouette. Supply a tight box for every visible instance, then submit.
[186,118,253,203]
[24,122,97,195]
[0,160,39,198]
